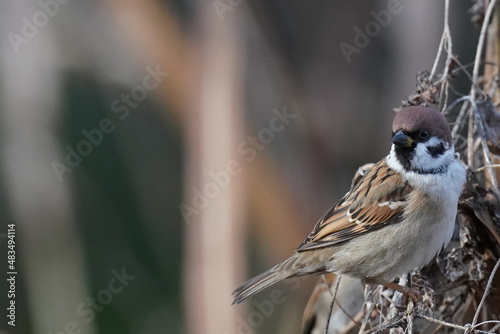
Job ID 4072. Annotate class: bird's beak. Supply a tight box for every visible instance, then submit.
[392,130,414,148]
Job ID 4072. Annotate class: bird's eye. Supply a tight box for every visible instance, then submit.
[419,130,430,139]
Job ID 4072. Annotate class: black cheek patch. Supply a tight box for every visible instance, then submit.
[427,143,445,157]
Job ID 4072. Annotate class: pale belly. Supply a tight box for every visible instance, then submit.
[326,194,457,283]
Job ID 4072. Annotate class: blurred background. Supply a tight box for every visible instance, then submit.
[0,1,479,333]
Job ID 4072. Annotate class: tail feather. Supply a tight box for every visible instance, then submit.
[232,257,296,304]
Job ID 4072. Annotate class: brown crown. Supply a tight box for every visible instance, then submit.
[392,106,452,144]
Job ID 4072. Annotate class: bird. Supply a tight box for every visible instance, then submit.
[232,106,467,305]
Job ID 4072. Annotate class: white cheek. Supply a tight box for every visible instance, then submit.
[411,137,454,171]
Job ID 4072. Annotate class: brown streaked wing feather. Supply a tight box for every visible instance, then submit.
[297,160,412,251]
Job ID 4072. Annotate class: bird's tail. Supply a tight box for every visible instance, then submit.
[232,256,297,304]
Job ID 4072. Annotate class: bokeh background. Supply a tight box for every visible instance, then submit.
[0,1,478,334]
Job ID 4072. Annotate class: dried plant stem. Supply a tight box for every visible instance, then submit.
[415,314,469,331]
[369,316,406,334]
[449,93,500,198]
[474,164,500,172]
[470,259,500,330]
[472,103,500,198]
[467,0,497,177]
[430,0,453,81]
[406,309,414,334]
[336,300,361,327]
[324,276,342,334]
[475,320,500,328]
[450,98,472,142]
[467,106,475,167]
[339,309,366,334]
[429,29,445,81]
[489,321,500,333]
[471,0,498,98]
[358,301,376,334]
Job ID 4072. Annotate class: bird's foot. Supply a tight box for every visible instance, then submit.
[383,282,420,307]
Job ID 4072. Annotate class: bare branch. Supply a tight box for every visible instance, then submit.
[430,0,453,82]
[324,276,342,334]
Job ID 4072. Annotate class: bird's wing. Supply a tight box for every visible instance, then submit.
[297,159,412,252]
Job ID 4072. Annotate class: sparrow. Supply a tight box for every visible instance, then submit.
[232,106,467,305]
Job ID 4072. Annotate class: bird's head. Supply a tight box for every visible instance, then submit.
[391,106,454,174]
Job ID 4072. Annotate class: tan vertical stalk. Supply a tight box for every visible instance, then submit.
[183,3,246,334]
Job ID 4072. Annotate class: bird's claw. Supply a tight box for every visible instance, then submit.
[383,282,420,309]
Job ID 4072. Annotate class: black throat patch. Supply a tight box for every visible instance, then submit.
[394,146,414,171]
